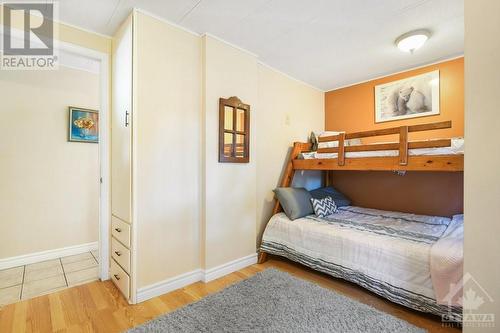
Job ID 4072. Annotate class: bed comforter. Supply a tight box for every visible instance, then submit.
[261,206,463,319]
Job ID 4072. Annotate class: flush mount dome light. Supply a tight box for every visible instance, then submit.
[395,29,431,53]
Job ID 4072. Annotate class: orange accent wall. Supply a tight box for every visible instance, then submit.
[324,57,464,216]
[328,171,463,217]
[325,57,464,142]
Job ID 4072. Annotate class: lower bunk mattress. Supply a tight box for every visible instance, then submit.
[261,206,462,320]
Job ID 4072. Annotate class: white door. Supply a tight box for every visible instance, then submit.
[111,20,133,223]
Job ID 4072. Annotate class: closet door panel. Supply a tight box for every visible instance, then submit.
[111,21,133,223]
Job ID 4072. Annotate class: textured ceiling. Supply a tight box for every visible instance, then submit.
[18,0,465,90]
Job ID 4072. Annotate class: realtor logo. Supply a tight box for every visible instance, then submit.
[442,273,495,328]
[1,1,59,69]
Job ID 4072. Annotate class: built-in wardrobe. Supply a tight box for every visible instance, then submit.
[110,9,229,304]
[111,14,135,303]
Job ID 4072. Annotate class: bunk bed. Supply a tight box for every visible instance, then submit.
[258,120,464,320]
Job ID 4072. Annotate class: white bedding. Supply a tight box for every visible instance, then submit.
[302,137,464,159]
[261,206,463,316]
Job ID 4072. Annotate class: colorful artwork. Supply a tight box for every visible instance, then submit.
[68,107,99,143]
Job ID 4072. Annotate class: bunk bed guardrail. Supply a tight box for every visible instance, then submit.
[316,120,453,166]
[292,120,463,172]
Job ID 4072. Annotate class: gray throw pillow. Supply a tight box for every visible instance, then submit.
[309,186,351,207]
[274,187,313,220]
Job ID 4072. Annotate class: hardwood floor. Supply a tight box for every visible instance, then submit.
[0,255,461,333]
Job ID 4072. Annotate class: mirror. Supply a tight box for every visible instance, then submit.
[219,96,250,163]
[223,133,233,157]
[236,108,245,132]
[224,106,233,130]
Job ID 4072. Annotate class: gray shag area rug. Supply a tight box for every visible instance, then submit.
[128,268,426,333]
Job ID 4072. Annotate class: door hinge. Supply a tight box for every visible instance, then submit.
[100,177,103,184]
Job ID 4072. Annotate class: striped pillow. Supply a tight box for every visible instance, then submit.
[310,196,338,217]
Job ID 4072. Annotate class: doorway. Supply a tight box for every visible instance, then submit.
[0,31,110,305]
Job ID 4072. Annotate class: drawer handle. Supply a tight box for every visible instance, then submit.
[114,228,122,232]
[114,274,121,281]
[114,251,122,257]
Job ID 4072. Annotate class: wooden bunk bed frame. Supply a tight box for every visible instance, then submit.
[258,120,463,263]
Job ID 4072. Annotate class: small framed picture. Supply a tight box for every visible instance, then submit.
[68,107,99,143]
[374,70,440,123]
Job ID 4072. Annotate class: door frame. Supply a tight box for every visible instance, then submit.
[3,26,111,280]
[57,40,111,281]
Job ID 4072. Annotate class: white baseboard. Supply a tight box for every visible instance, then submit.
[136,269,203,303]
[0,242,98,270]
[136,253,258,303]
[202,253,258,283]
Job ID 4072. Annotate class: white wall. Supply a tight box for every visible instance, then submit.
[0,67,100,258]
[134,12,202,288]
[201,35,258,269]
[116,12,324,290]
[464,0,500,330]
[256,64,324,242]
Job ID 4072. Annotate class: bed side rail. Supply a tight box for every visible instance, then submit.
[317,120,452,166]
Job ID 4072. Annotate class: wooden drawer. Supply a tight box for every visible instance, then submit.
[111,237,130,273]
[110,258,130,300]
[111,215,131,248]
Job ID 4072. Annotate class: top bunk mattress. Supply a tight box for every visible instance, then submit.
[300,137,464,160]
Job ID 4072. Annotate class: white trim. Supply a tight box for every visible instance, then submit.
[57,19,113,40]
[0,242,98,270]
[1,26,100,74]
[202,33,259,59]
[202,253,258,283]
[326,53,464,92]
[55,38,111,283]
[257,60,324,93]
[136,253,258,303]
[136,269,203,303]
[98,49,110,282]
[59,49,101,74]
[130,10,139,304]
[133,8,201,37]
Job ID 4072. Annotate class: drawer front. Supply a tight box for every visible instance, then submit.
[110,258,130,300]
[111,216,131,248]
[111,237,130,273]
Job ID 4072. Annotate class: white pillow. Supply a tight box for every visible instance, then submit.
[345,138,363,146]
[315,131,344,149]
[313,131,364,149]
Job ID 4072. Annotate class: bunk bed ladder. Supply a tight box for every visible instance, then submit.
[259,141,311,264]
[271,142,312,215]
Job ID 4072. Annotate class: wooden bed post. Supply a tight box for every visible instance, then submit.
[399,125,409,166]
[259,142,310,264]
[338,133,346,166]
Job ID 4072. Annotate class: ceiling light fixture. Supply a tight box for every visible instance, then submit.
[395,29,431,53]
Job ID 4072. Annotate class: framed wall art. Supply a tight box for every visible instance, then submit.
[68,107,99,143]
[375,70,439,123]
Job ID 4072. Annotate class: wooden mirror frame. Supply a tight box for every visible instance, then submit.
[219,96,250,163]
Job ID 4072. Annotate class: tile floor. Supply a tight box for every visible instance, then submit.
[0,250,99,306]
